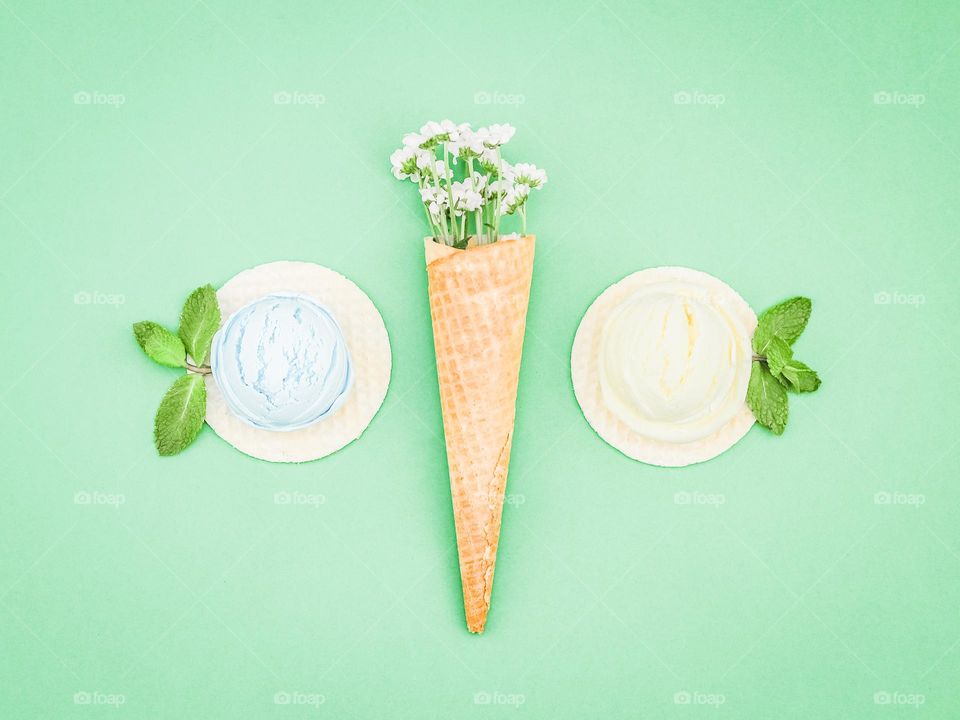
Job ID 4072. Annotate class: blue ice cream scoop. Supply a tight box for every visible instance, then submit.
[210,293,353,431]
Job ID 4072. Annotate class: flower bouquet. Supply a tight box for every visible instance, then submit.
[391,121,546,633]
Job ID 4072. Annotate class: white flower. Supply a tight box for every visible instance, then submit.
[448,128,485,159]
[390,146,419,180]
[416,152,449,180]
[418,121,445,143]
[479,123,515,148]
[478,151,504,177]
[419,185,439,204]
[477,149,515,180]
[402,132,425,148]
[419,120,442,136]
[499,184,529,216]
[450,180,483,215]
[438,119,461,136]
[478,148,499,174]
[512,163,547,189]
[419,185,448,218]
[468,172,487,193]
[420,185,446,204]
[462,193,483,213]
[417,119,461,147]
[485,178,512,200]
[391,121,545,242]
[485,165,518,196]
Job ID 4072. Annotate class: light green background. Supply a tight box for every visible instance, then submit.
[2,1,959,717]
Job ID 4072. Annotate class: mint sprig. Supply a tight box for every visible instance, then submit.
[133,284,221,456]
[178,284,221,365]
[763,336,792,377]
[154,374,207,456]
[746,296,821,434]
[752,296,811,351]
[133,321,186,368]
[747,360,788,434]
[779,360,821,393]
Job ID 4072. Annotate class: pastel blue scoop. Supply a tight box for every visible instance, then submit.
[210,293,353,431]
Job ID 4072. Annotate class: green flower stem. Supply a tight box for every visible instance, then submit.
[468,157,481,244]
[477,165,494,244]
[442,143,458,244]
[186,362,211,375]
[428,153,449,244]
[494,147,503,242]
[418,179,438,239]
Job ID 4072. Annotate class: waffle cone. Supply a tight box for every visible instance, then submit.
[425,235,535,633]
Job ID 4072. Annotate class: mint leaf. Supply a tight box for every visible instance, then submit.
[780,360,821,393]
[746,361,788,435]
[178,284,221,365]
[764,336,793,377]
[154,374,207,456]
[753,297,812,351]
[133,321,186,368]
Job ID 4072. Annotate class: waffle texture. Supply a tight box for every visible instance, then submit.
[425,236,535,633]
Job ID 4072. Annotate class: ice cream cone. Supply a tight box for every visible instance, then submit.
[425,235,535,633]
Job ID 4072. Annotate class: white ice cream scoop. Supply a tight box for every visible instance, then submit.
[598,280,751,444]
